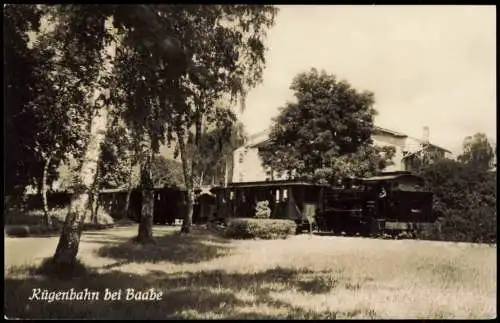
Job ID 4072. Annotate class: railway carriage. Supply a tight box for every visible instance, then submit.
[210,180,330,233]
[201,171,435,238]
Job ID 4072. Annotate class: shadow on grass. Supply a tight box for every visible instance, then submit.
[4,260,372,320]
[94,227,233,265]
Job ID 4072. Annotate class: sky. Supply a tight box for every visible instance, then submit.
[27,6,495,161]
[236,5,496,157]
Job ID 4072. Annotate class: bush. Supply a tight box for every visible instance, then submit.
[439,207,496,244]
[414,222,442,241]
[254,200,271,219]
[225,218,297,240]
[5,209,50,226]
[5,223,63,237]
[5,225,31,237]
[9,207,116,226]
[28,224,61,236]
[418,160,496,243]
[5,207,115,237]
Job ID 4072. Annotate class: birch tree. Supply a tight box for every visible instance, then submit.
[168,5,279,234]
[112,5,191,243]
[52,13,120,267]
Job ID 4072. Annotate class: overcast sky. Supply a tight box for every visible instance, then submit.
[237,5,496,156]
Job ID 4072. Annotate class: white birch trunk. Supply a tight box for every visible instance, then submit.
[52,17,118,267]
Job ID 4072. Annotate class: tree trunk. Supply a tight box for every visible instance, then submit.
[93,192,100,223]
[89,163,101,224]
[224,160,228,187]
[136,139,155,244]
[124,162,134,219]
[52,17,116,269]
[199,170,204,187]
[177,133,193,234]
[124,188,132,219]
[52,107,108,267]
[41,155,52,227]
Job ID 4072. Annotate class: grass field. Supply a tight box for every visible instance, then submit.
[4,225,497,319]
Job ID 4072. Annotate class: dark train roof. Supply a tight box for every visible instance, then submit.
[100,186,186,194]
[211,180,330,192]
[360,172,424,183]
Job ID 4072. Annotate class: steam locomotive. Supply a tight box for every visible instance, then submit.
[210,171,435,237]
[316,171,435,237]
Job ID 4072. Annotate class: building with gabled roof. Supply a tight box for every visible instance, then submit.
[232,126,452,183]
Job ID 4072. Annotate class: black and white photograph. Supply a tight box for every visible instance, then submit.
[4,4,496,319]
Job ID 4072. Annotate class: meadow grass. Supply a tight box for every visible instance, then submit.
[4,225,497,319]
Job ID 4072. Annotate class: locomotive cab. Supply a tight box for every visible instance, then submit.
[361,172,434,236]
[319,171,435,238]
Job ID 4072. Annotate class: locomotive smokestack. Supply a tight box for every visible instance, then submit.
[422,126,429,144]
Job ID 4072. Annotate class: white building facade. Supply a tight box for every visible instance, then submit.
[232,126,452,183]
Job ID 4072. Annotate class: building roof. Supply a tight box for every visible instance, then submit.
[401,139,453,158]
[243,126,451,154]
[372,126,408,138]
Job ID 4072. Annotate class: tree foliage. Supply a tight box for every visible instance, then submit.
[457,133,495,171]
[418,158,496,243]
[194,115,246,186]
[98,117,142,190]
[5,5,279,260]
[4,4,44,194]
[151,156,184,188]
[259,68,395,183]
[158,5,278,233]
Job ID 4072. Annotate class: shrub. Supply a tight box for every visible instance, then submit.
[26,207,115,226]
[254,200,271,219]
[5,209,48,226]
[418,160,496,243]
[414,222,442,241]
[88,209,115,225]
[28,224,61,236]
[225,218,297,240]
[5,225,31,237]
[5,207,115,237]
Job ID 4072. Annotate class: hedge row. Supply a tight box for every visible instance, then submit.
[225,218,297,240]
[5,223,115,238]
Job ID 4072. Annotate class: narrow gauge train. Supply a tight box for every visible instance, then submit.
[210,180,329,233]
[316,171,435,237]
[209,171,435,237]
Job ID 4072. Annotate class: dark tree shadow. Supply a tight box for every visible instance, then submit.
[4,262,373,320]
[94,227,232,265]
[5,224,380,320]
